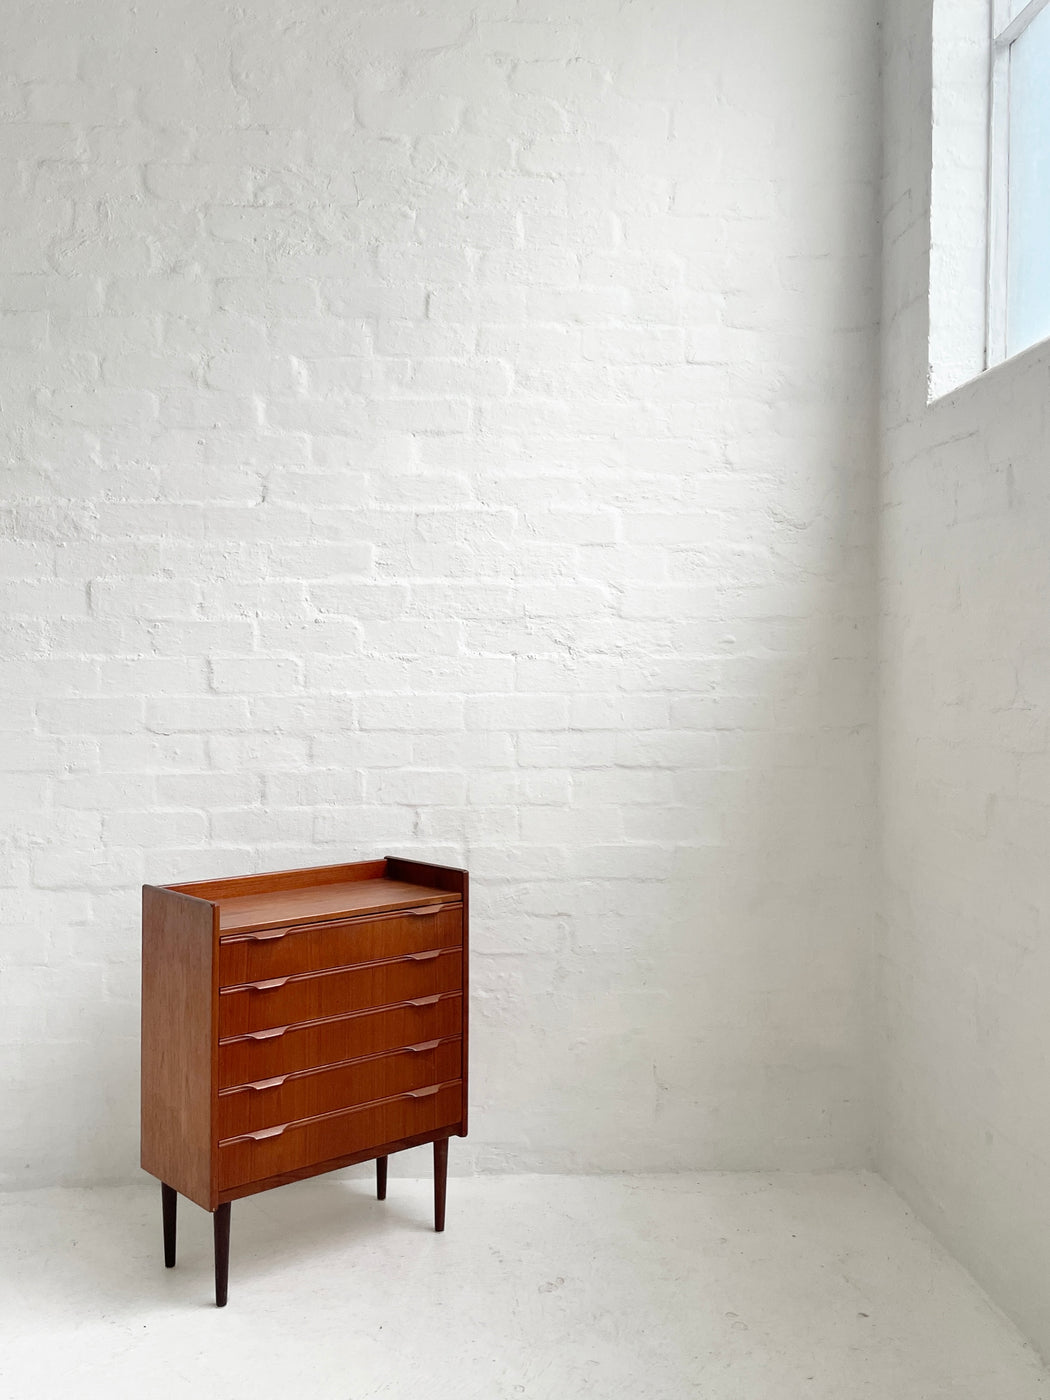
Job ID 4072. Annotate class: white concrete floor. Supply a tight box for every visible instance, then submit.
[1,1170,1047,1400]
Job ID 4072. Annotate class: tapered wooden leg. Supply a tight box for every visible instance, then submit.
[213,1202,231,1308]
[376,1155,388,1201]
[161,1183,177,1268]
[434,1137,448,1233]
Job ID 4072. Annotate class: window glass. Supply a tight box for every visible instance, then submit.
[1006,2,1050,358]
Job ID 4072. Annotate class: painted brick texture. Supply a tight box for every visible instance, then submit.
[880,0,1050,1358]
[1,0,880,1186]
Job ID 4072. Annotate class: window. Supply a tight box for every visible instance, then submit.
[988,0,1050,364]
[927,0,1050,398]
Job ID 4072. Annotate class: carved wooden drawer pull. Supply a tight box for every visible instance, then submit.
[245,1124,287,1141]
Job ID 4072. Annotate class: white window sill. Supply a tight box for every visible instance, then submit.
[927,331,1050,407]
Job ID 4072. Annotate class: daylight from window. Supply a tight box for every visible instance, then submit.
[1005,2,1050,357]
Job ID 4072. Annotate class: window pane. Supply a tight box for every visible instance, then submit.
[1007,3,1050,358]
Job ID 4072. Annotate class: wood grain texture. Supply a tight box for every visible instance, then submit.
[388,859,469,1139]
[217,1125,455,1204]
[218,1081,463,1190]
[385,858,466,897]
[460,868,469,1138]
[217,993,463,1088]
[167,859,388,902]
[217,1038,462,1136]
[434,1137,449,1231]
[213,1202,231,1308]
[218,904,462,985]
[217,879,456,933]
[141,886,216,1211]
[217,949,462,1037]
[143,855,468,1279]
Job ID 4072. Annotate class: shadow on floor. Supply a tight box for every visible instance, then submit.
[21,1177,437,1312]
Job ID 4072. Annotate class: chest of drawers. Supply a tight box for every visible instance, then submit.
[141,856,468,1306]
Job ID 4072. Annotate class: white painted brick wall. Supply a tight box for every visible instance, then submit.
[2,0,880,1187]
[881,0,1050,1358]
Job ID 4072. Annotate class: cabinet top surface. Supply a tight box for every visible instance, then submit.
[159,859,465,935]
[214,879,459,934]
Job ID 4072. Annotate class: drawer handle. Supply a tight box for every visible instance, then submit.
[249,977,289,991]
[407,995,441,1007]
[244,1025,288,1040]
[246,1124,288,1140]
[408,906,445,917]
[406,950,441,962]
[407,1040,441,1053]
[247,1075,288,1091]
[406,1085,440,1098]
[246,929,287,942]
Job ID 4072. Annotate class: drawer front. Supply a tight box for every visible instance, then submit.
[219,1038,462,1137]
[218,1081,463,1191]
[219,904,462,986]
[219,949,462,1038]
[218,993,463,1089]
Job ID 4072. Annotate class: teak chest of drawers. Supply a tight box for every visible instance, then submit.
[141,856,468,1306]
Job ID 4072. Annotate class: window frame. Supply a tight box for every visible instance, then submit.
[986,0,1050,366]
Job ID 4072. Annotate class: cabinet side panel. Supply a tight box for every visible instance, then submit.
[461,869,469,1137]
[141,886,214,1209]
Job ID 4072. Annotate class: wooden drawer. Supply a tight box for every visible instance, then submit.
[219,904,462,986]
[219,949,461,1038]
[218,1081,463,1191]
[218,1038,462,1137]
[218,992,463,1088]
